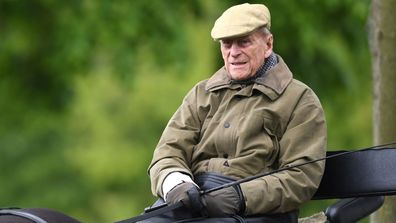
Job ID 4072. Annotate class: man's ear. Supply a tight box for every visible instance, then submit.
[264,34,273,58]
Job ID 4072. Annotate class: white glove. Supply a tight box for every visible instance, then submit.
[162,172,198,201]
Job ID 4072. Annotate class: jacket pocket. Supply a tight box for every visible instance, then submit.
[206,157,244,176]
[207,157,227,172]
[263,117,280,169]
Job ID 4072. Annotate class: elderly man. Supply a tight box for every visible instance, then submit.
[147,3,327,222]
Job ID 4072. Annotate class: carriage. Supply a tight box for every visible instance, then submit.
[1,145,395,223]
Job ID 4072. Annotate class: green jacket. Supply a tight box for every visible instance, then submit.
[149,56,327,215]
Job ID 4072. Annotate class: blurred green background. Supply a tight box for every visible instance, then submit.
[0,0,372,222]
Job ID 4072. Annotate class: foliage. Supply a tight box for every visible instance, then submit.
[0,0,372,221]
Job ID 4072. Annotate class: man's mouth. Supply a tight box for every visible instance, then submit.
[231,62,247,66]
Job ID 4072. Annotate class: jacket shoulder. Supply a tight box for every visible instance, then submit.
[287,79,323,106]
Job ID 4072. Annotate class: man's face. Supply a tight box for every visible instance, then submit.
[220,30,273,80]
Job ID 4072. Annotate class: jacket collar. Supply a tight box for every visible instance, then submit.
[205,55,293,100]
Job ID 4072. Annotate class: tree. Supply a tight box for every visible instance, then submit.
[369,0,396,222]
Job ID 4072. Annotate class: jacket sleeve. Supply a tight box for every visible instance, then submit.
[240,89,327,214]
[148,85,203,198]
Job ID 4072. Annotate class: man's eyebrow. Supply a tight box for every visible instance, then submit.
[221,34,251,42]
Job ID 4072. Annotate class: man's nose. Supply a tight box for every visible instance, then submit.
[230,43,241,56]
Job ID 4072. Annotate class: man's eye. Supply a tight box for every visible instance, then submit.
[222,40,232,46]
[239,40,250,46]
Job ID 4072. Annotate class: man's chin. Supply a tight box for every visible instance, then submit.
[229,73,252,81]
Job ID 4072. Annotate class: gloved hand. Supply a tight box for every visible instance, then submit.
[166,182,203,211]
[201,185,245,217]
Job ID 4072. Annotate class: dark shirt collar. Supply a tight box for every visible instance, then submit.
[229,53,278,85]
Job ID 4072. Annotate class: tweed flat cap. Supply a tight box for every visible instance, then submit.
[211,3,271,40]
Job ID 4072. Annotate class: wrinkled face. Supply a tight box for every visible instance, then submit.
[220,30,273,80]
